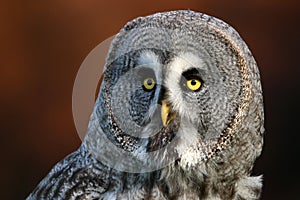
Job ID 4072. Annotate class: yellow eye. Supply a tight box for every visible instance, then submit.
[143,78,156,91]
[186,79,202,91]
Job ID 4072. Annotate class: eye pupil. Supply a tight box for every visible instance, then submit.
[147,79,153,85]
[191,79,197,85]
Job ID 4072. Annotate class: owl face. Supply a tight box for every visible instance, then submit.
[85,10,259,172]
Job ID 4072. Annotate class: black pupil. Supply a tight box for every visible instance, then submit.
[191,79,197,85]
[147,79,153,85]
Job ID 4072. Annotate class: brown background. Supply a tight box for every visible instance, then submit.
[1,0,299,199]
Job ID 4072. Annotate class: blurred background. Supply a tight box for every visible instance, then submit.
[1,0,299,199]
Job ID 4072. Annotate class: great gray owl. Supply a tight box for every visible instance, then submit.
[27,10,264,200]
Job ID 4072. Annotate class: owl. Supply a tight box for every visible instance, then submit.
[27,10,264,200]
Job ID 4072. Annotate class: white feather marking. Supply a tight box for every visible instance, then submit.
[165,53,205,119]
[137,51,160,69]
[164,53,207,168]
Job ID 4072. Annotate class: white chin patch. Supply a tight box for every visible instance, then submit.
[175,120,201,168]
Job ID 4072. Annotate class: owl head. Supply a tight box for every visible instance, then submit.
[83,10,264,173]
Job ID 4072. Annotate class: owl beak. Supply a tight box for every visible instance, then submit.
[161,100,176,127]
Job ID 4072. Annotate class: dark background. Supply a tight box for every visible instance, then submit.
[1,1,299,199]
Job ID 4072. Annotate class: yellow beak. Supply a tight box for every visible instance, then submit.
[161,100,176,127]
